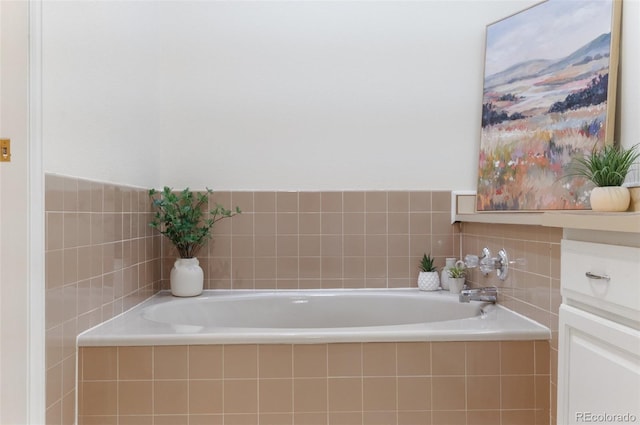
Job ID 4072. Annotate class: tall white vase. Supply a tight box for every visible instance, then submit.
[170,258,204,297]
[440,258,457,291]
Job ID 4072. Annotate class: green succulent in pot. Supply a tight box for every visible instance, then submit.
[447,265,466,279]
[417,253,440,291]
[419,253,437,273]
[149,186,241,258]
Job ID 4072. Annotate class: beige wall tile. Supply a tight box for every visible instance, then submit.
[82,347,117,381]
[46,364,62,409]
[501,375,536,409]
[535,341,551,375]
[432,342,465,376]
[432,377,466,410]
[79,415,117,425]
[154,380,188,415]
[259,379,293,413]
[365,192,387,212]
[432,410,466,425]
[154,345,188,379]
[277,192,298,212]
[224,345,258,379]
[363,342,396,376]
[432,191,451,212]
[294,345,327,378]
[343,192,364,212]
[80,381,117,416]
[189,380,223,414]
[328,412,363,425]
[398,411,431,425]
[327,378,362,412]
[119,416,152,425]
[397,342,430,376]
[293,378,327,413]
[501,341,535,375]
[299,192,320,213]
[501,409,536,425]
[397,377,431,411]
[189,414,224,425]
[153,415,188,425]
[363,377,397,411]
[254,192,275,213]
[321,192,342,212]
[467,376,500,410]
[466,341,500,375]
[224,380,258,414]
[118,381,152,415]
[294,412,327,425]
[118,346,152,380]
[328,343,361,377]
[259,345,292,379]
[363,411,397,425]
[468,410,501,425]
[260,413,294,425]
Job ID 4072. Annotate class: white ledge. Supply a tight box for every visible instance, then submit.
[453,192,640,233]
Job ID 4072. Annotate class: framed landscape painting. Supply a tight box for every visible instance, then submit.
[476,0,621,211]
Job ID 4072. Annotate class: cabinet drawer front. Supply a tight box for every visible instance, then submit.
[561,239,640,321]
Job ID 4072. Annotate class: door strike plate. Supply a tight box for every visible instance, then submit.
[1,139,11,162]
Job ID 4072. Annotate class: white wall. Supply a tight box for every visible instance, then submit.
[42,0,639,191]
[618,0,640,149]
[42,0,160,188]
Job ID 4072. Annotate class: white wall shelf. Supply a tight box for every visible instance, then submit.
[453,192,640,233]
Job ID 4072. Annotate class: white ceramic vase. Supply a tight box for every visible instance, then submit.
[448,278,465,294]
[170,258,204,297]
[590,186,630,212]
[418,271,440,291]
[440,258,456,291]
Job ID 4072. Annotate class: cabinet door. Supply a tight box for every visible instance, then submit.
[558,304,640,425]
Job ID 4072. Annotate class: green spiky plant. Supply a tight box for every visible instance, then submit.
[149,187,241,258]
[419,253,437,272]
[448,265,466,279]
[567,143,640,187]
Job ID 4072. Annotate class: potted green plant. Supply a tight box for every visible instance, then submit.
[567,143,640,212]
[447,262,467,294]
[149,187,241,297]
[417,253,440,291]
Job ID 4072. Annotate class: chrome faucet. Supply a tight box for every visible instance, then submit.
[459,287,498,303]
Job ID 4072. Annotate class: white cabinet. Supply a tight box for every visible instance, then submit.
[558,239,640,425]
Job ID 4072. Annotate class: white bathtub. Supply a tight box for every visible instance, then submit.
[77,289,550,346]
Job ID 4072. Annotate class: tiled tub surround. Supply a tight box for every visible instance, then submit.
[45,184,556,425]
[45,174,163,425]
[78,341,550,425]
[161,191,460,291]
[460,222,561,425]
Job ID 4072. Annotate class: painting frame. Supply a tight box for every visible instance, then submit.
[476,0,622,212]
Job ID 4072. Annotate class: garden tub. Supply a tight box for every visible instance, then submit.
[77,288,550,346]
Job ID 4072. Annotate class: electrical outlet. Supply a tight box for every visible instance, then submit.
[0,139,11,162]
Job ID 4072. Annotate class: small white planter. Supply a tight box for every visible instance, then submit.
[448,278,465,294]
[590,186,630,212]
[418,271,440,291]
[170,258,204,297]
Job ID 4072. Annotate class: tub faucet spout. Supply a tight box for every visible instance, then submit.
[459,287,498,303]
